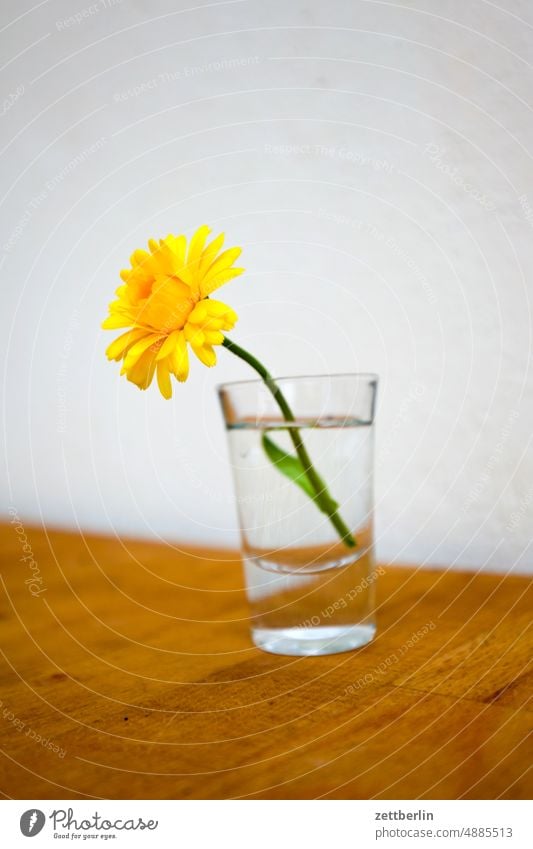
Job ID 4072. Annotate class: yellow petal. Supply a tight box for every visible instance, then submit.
[199,232,225,274]
[202,246,241,283]
[157,238,182,275]
[191,343,216,367]
[102,313,134,330]
[188,301,208,324]
[156,360,172,399]
[105,328,147,361]
[124,347,157,390]
[203,329,224,345]
[204,299,238,330]
[170,332,189,381]
[187,224,211,271]
[202,319,224,332]
[204,298,234,316]
[163,234,186,266]
[122,333,163,371]
[156,329,181,361]
[131,249,149,267]
[186,299,238,333]
[184,323,204,346]
[220,310,237,331]
[200,266,244,298]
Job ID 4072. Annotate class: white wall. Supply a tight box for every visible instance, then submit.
[1,0,532,573]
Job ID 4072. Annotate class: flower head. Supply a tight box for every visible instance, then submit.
[102,225,243,398]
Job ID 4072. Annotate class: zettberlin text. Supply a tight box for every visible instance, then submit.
[375,810,434,821]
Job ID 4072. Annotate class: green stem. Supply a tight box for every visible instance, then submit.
[222,336,356,548]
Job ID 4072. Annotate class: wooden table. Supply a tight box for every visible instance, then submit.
[0,523,531,800]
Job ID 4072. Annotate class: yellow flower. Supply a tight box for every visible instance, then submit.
[102,225,243,398]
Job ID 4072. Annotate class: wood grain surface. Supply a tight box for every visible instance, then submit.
[0,523,531,800]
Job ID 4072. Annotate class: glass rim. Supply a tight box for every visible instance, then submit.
[217,371,379,393]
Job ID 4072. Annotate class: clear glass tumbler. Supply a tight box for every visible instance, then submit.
[218,373,378,656]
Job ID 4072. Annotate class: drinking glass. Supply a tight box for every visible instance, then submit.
[218,373,378,656]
